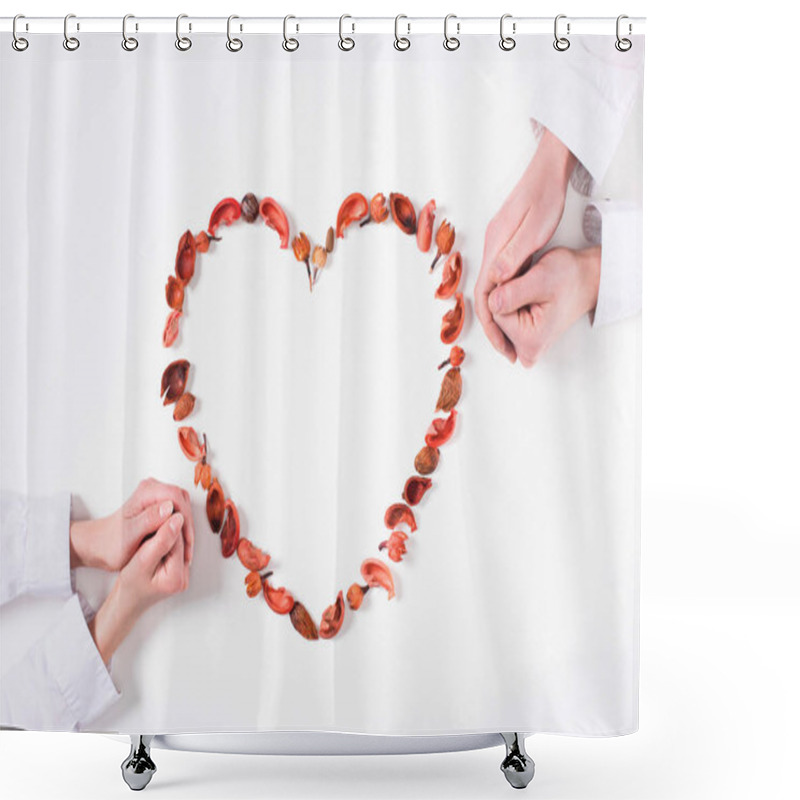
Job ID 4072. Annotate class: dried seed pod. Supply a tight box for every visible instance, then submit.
[435,251,462,300]
[220,498,240,558]
[208,197,242,237]
[206,477,225,533]
[290,601,319,640]
[436,367,462,412]
[384,503,417,532]
[438,345,465,370]
[389,192,416,235]
[237,538,271,572]
[416,199,436,252]
[403,476,433,506]
[162,309,182,348]
[379,531,409,562]
[175,229,196,283]
[259,197,290,248]
[311,245,327,285]
[292,232,310,262]
[195,231,212,253]
[361,558,396,599]
[245,571,263,598]
[430,219,455,271]
[425,409,458,448]
[264,578,295,615]
[336,192,369,237]
[319,591,346,639]
[161,359,190,405]
[325,226,335,252]
[173,392,196,421]
[194,460,212,490]
[370,192,389,223]
[241,192,259,223]
[178,425,205,462]
[165,275,184,311]
[441,292,465,344]
[414,445,440,475]
[346,583,369,610]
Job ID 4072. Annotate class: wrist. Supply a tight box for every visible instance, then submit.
[69,518,93,570]
[88,578,140,666]
[538,128,577,186]
[578,245,602,315]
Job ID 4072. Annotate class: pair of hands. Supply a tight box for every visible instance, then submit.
[69,478,194,665]
[475,128,601,367]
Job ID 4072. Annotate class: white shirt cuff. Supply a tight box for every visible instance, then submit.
[583,200,643,327]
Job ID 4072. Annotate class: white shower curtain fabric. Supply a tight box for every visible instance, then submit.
[0,30,644,736]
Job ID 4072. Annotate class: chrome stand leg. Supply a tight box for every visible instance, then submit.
[121,734,156,791]
[500,732,535,789]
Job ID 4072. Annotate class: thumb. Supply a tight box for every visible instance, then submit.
[488,265,549,315]
[136,513,183,574]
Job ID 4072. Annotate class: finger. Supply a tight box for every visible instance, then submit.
[488,208,546,285]
[129,500,175,546]
[126,480,195,566]
[137,513,183,574]
[474,265,517,363]
[487,264,549,316]
[494,307,548,368]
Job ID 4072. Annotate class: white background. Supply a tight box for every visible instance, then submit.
[1,1,797,799]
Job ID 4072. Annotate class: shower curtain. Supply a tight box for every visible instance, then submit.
[0,23,645,737]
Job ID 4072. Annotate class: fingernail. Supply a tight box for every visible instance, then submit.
[171,513,183,531]
[160,500,173,519]
[489,290,503,314]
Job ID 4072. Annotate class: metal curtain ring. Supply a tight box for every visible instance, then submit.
[394,14,410,50]
[12,14,29,51]
[499,13,516,50]
[283,15,299,51]
[553,14,570,51]
[615,14,632,51]
[122,14,138,51]
[338,14,355,51]
[176,14,192,50]
[63,13,80,51]
[227,15,243,51]
[443,14,460,51]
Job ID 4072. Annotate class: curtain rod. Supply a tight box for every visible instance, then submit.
[1,16,646,36]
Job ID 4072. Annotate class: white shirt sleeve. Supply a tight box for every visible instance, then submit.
[529,36,645,195]
[583,199,643,326]
[0,490,122,730]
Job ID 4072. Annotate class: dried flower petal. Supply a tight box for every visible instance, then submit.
[290,601,319,640]
[403,476,432,506]
[435,251,462,299]
[311,245,327,269]
[206,477,225,533]
[195,231,212,253]
[361,558,396,599]
[208,197,242,237]
[430,219,456,271]
[162,309,182,348]
[346,583,369,610]
[259,197,290,248]
[166,275,184,311]
[245,571,263,598]
[264,578,295,615]
[237,538,271,571]
[416,199,436,252]
[379,531,409,562]
[414,445,440,475]
[438,345,465,370]
[161,359,190,405]
[441,292,465,344]
[175,229,196,283]
[436,367,462,412]
[325,226,335,252]
[370,192,389,223]
[336,192,369,237]
[319,591,346,639]
[425,409,458,448]
[178,425,205,462]
[241,192,259,223]
[384,503,417,532]
[173,392,196,421]
[389,192,416,235]
[220,498,240,558]
[292,232,310,262]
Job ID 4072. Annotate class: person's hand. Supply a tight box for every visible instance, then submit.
[488,245,601,367]
[475,128,576,361]
[88,510,191,666]
[69,477,195,572]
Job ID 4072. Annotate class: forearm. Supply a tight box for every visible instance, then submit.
[69,510,119,570]
[87,579,140,666]
[533,127,577,192]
